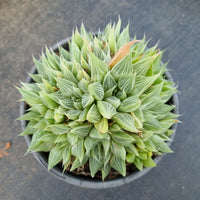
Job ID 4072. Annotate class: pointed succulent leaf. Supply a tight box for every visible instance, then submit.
[62,146,71,165]
[89,127,110,141]
[115,17,121,40]
[119,95,141,112]
[54,134,68,143]
[126,153,136,163]
[143,158,156,167]
[49,124,70,135]
[131,112,143,129]
[71,138,84,162]
[89,146,103,177]
[81,94,94,108]
[144,140,157,152]
[132,135,145,149]
[48,143,63,169]
[88,82,104,100]
[84,136,97,153]
[156,142,173,153]
[67,133,78,145]
[108,27,117,54]
[65,110,81,120]
[77,107,90,122]
[111,141,126,161]
[53,109,65,123]
[132,74,160,96]
[142,130,153,141]
[111,53,133,80]
[18,88,41,105]
[19,121,37,136]
[118,73,136,94]
[94,118,108,133]
[103,71,117,91]
[40,133,57,143]
[89,156,102,177]
[67,121,80,128]
[70,156,88,171]
[134,157,143,171]
[125,144,139,156]
[102,164,111,180]
[59,98,74,109]
[56,78,75,97]
[87,104,101,123]
[97,101,117,119]
[116,24,130,50]
[73,101,83,110]
[111,131,135,146]
[104,97,120,109]
[70,123,92,137]
[132,54,158,76]
[143,118,161,132]
[104,86,116,98]
[18,111,41,122]
[73,28,83,49]
[112,113,138,132]
[102,140,110,158]
[39,91,58,109]
[116,89,127,101]
[34,118,47,130]
[78,79,89,93]
[59,57,78,83]
[110,156,126,177]
[89,52,109,82]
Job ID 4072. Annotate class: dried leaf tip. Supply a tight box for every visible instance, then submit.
[109,40,141,69]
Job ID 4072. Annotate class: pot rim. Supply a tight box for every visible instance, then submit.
[20,38,179,189]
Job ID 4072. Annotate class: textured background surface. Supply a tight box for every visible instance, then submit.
[0,0,200,199]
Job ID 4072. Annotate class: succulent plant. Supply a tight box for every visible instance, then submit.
[18,18,178,180]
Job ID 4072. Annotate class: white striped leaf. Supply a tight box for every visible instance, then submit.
[105,96,121,108]
[62,146,71,165]
[112,113,138,132]
[88,82,104,100]
[132,73,160,96]
[111,131,135,146]
[49,124,70,135]
[67,133,78,145]
[56,78,75,97]
[84,136,97,153]
[111,141,126,161]
[89,52,109,83]
[97,101,117,119]
[48,143,63,169]
[110,156,126,177]
[119,95,141,112]
[103,71,117,91]
[39,91,58,109]
[118,73,136,94]
[78,79,89,93]
[89,127,110,140]
[111,53,133,80]
[71,138,84,162]
[60,57,78,83]
[70,123,92,137]
[65,110,81,120]
[86,104,101,123]
[94,118,108,133]
[81,94,94,108]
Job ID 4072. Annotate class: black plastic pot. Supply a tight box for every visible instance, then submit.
[20,38,179,189]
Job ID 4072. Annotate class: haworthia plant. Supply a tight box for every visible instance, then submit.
[17,18,178,180]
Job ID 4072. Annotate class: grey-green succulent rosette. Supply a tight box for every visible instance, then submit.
[18,18,178,180]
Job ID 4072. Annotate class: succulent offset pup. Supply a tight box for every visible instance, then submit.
[18,19,178,180]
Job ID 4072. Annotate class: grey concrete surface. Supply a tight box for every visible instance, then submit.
[0,0,200,199]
